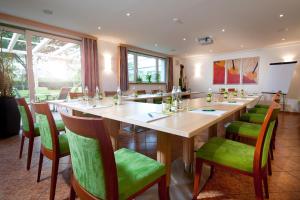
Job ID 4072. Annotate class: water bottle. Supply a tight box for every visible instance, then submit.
[117,87,122,105]
[94,86,100,100]
[176,86,183,110]
[171,86,178,112]
[206,88,212,103]
[84,86,89,101]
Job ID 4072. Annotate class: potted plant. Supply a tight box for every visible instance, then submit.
[145,73,152,84]
[0,29,20,138]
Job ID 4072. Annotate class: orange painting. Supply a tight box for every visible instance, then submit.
[242,57,259,84]
[213,60,225,84]
[226,59,241,84]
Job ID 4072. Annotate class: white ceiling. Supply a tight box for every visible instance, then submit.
[1,0,300,56]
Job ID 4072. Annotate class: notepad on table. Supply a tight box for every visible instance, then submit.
[189,109,227,116]
[127,112,169,123]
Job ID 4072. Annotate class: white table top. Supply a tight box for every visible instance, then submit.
[123,91,203,101]
[49,96,260,138]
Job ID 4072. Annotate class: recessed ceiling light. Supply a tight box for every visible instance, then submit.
[279,13,284,18]
[222,29,226,32]
[97,26,101,30]
[172,17,183,24]
[43,9,53,15]
[281,38,286,41]
[126,12,131,17]
[154,43,158,47]
[182,38,186,41]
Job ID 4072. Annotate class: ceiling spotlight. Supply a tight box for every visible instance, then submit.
[222,29,226,32]
[154,43,158,47]
[97,26,101,30]
[183,38,186,41]
[281,38,286,41]
[126,12,131,17]
[172,17,183,24]
[279,13,284,18]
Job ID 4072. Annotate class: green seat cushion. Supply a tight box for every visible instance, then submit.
[58,133,70,154]
[196,137,255,173]
[248,107,268,114]
[255,104,270,109]
[240,113,266,124]
[115,148,165,199]
[226,121,262,138]
[33,123,40,136]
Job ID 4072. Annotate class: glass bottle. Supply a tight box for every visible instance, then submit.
[117,87,122,105]
[84,86,89,101]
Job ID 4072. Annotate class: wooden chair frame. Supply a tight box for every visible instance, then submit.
[60,113,168,200]
[193,102,280,200]
[16,98,37,170]
[69,92,84,99]
[32,102,69,200]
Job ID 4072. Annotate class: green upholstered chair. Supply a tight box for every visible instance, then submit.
[32,103,70,200]
[60,113,168,200]
[16,98,65,170]
[193,103,279,200]
[134,90,147,103]
[152,89,163,104]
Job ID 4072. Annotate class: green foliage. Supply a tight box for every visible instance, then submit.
[137,75,143,83]
[156,72,161,83]
[145,73,152,84]
[0,30,15,97]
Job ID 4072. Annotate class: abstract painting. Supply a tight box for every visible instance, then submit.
[242,57,259,84]
[213,60,225,84]
[226,59,241,84]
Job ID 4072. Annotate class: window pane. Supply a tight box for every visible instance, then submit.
[0,30,29,101]
[137,55,156,83]
[32,35,82,102]
[128,53,135,82]
[158,59,166,82]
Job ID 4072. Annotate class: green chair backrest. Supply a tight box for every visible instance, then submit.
[35,113,53,150]
[18,105,30,132]
[254,103,280,171]
[61,113,118,200]
[66,128,106,199]
[16,98,34,135]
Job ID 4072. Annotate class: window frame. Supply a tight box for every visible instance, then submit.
[128,50,167,84]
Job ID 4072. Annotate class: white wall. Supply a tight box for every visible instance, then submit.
[180,43,300,112]
[98,40,119,92]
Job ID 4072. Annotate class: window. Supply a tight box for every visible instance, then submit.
[128,51,167,83]
[0,26,83,102]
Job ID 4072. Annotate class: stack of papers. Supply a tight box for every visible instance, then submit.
[127,112,169,123]
[189,109,227,116]
[219,101,244,105]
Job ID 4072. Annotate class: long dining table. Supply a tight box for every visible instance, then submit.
[49,95,260,194]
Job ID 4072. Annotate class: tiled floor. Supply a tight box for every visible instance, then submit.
[0,112,299,199]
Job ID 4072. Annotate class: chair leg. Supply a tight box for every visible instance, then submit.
[193,158,203,200]
[37,152,44,182]
[69,184,76,200]
[158,175,169,200]
[267,153,272,176]
[225,131,230,139]
[253,174,264,200]
[49,158,59,200]
[263,170,269,199]
[26,137,34,170]
[19,134,25,159]
[209,166,214,179]
[269,144,274,160]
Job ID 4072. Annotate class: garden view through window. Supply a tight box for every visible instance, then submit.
[0,26,82,102]
[128,51,166,83]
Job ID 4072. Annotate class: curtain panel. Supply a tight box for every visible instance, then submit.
[83,38,99,96]
[119,46,129,91]
[167,57,174,92]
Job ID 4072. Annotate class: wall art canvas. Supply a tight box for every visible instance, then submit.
[213,60,225,84]
[226,59,241,84]
[242,57,259,84]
